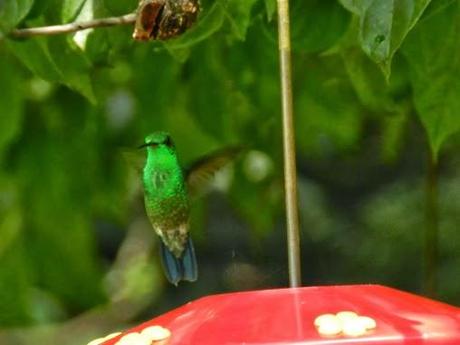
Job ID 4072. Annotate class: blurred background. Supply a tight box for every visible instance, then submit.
[0,0,459,344]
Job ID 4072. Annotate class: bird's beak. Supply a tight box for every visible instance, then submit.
[138,143,149,149]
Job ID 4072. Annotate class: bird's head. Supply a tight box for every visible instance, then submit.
[139,131,175,150]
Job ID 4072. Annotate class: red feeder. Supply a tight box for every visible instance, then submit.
[101,285,460,344]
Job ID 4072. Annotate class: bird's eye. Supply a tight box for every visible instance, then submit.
[164,136,174,148]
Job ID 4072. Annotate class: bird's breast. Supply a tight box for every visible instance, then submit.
[144,169,185,196]
[144,173,189,225]
[152,171,169,190]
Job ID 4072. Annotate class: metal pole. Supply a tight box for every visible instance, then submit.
[276,0,301,287]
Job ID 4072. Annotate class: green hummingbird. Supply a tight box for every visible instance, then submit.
[138,131,240,285]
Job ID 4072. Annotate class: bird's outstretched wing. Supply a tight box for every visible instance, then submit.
[121,148,146,175]
[185,146,243,198]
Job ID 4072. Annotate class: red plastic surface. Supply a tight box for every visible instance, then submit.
[102,285,460,344]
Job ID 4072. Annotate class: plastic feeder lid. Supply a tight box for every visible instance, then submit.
[102,285,460,345]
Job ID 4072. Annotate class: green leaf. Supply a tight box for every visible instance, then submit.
[0,235,32,327]
[230,166,283,236]
[163,0,226,52]
[62,0,87,22]
[26,0,55,20]
[295,56,362,156]
[104,0,136,15]
[48,37,96,103]
[225,0,259,41]
[8,37,95,103]
[402,0,460,157]
[381,110,408,162]
[0,177,32,327]
[340,0,432,78]
[15,105,106,311]
[186,40,229,139]
[7,38,64,81]
[0,0,34,33]
[0,59,24,158]
[266,0,350,54]
[290,0,350,53]
[339,0,370,15]
[341,45,396,112]
[264,0,276,21]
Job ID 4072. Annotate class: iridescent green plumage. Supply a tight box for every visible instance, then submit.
[141,132,195,285]
[140,131,242,285]
[142,132,189,257]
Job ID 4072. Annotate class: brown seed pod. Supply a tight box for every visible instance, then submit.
[133,0,200,41]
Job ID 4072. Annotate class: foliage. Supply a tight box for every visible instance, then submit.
[0,0,459,342]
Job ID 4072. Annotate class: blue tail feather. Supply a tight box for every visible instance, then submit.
[160,237,198,285]
[181,237,198,282]
[160,242,181,285]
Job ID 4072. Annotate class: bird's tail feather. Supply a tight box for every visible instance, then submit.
[181,237,198,282]
[160,237,198,285]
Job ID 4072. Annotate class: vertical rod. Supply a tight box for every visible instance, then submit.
[424,150,439,297]
[276,0,301,287]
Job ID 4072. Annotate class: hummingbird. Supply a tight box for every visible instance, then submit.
[138,131,240,285]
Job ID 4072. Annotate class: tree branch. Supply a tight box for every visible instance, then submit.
[9,13,136,38]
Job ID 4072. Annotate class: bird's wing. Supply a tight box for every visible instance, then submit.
[120,148,146,199]
[121,148,146,175]
[185,146,243,198]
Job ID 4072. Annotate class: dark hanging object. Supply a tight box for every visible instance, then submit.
[132,0,200,41]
